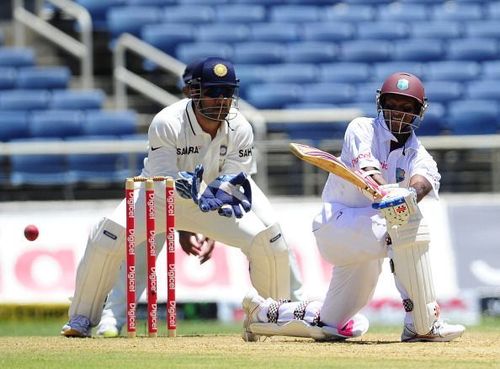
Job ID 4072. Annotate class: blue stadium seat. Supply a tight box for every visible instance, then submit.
[356,22,409,40]
[234,0,287,4]
[0,67,16,90]
[482,61,500,79]
[0,90,50,110]
[176,42,233,64]
[269,5,321,23]
[75,0,125,29]
[214,5,265,23]
[0,111,30,141]
[393,39,444,62]
[0,47,35,67]
[342,0,392,3]
[410,21,462,40]
[319,63,371,83]
[487,2,500,19]
[141,24,195,55]
[127,0,177,5]
[446,100,499,135]
[66,136,130,184]
[16,67,71,90]
[446,39,499,61]
[372,62,424,82]
[354,82,382,103]
[197,24,250,44]
[107,6,161,38]
[178,0,227,4]
[424,61,481,82]
[323,4,376,22]
[250,23,299,43]
[163,5,215,23]
[465,21,500,38]
[83,110,137,136]
[284,103,338,109]
[285,42,339,63]
[302,22,355,42]
[245,83,301,109]
[282,121,349,142]
[431,3,484,21]
[10,138,71,186]
[377,2,429,21]
[339,40,391,62]
[301,83,356,104]
[263,64,319,84]
[233,42,285,64]
[419,102,446,136]
[233,64,268,95]
[29,110,84,139]
[120,133,147,174]
[50,90,105,110]
[425,81,463,104]
[465,81,500,100]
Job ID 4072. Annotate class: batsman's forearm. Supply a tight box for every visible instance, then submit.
[409,174,432,202]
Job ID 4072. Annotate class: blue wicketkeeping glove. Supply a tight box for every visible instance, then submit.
[191,164,252,218]
[175,170,196,199]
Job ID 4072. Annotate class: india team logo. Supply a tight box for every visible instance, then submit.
[213,64,228,77]
[396,78,409,90]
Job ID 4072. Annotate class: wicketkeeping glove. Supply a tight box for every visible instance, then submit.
[175,170,196,199]
[191,164,252,218]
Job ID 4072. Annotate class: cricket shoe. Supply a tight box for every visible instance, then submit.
[96,322,120,338]
[401,320,465,342]
[61,315,91,338]
[242,290,265,342]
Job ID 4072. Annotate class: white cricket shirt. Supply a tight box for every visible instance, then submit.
[141,98,254,182]
[322,116,441,208]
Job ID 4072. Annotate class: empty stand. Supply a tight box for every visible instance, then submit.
[29,110,84,139]
[339,40,392,62]
[0,90,50,111]
[393,39,444,62]
[447,100,499,135]
[16,66,71,90]
[301,83,356,105]
[233,42,284,64]
[424,61,481,82]
[0,111,30,141]
[269,5,322,23]
[245,83,301,109]
[301,22,356,42]
[83,110,137,136]
[446,39,499,61]
[50,90,105,110]
[0,47,35,67]
[285,42,338,63]
[319,63,371,83]
[176,42,233,64]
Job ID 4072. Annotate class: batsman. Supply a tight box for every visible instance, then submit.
[242,72,465,342]
[61,57,303,337]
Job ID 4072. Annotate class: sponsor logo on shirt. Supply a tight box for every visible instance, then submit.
[351,152,372,166]
[177,146,200,155]
[239,148,252,157]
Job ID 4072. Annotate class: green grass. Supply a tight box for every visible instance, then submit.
[0,317,498,369]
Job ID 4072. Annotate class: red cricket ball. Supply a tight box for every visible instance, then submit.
[24,224,39,241]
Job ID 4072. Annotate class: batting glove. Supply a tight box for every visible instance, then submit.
[372,187,421,227]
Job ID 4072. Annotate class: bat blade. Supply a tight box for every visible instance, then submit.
[289,142,384,199]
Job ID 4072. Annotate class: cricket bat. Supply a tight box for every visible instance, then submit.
[289,142,385,199]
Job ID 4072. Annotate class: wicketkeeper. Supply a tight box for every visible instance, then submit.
[61,57,303,337]
[242,72,465,343]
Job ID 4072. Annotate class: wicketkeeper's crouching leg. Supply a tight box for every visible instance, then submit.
[61,218,126,337]
[241,290,369,342]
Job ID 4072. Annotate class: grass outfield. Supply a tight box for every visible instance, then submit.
[0,318,499,369]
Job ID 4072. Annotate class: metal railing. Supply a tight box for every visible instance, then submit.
[12,0,93,88]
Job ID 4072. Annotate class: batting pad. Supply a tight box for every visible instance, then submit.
[248,313,369,341]
[69,218,126,326]
[389,219,439,335]
[248,223,291,300]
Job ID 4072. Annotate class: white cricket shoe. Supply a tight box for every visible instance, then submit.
[242,290,265,342]
[61,315,91,338]
[96,322,120,338]
[401,320,465,342]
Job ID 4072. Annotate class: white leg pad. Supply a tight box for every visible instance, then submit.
[248,223,291,300]
[389,219,439,335]
[69,218,126,326]
[248,313,369,341]
[99,234,166,330]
